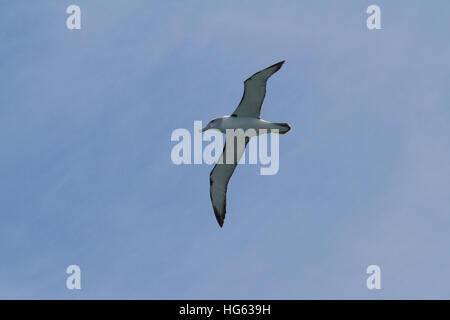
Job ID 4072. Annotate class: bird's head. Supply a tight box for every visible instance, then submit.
[199,118,223,133]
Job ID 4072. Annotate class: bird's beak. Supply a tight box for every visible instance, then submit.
[199,127,208,133]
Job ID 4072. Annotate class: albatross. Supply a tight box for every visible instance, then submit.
[201,61,291,227]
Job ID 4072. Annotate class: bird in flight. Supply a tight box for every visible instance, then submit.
[201,61,291,227]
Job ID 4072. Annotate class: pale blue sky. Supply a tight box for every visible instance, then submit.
[0,1,449,299]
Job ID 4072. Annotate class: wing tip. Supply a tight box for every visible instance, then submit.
[244,60,286,82]
[270,60,285,70]
[213,204,225,228]
[210,175,227,228]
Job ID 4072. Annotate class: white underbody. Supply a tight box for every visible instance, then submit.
[215,116,283,134]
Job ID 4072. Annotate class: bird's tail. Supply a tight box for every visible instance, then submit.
[272,123,291,134]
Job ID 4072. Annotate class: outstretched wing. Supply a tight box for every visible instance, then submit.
[210,136,250,227]
[232,61,285,119]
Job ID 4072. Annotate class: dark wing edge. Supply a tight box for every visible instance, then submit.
[209,166,232,227]
[209,137,250,227]
[249,60,285,81]
[232,60,285,118]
